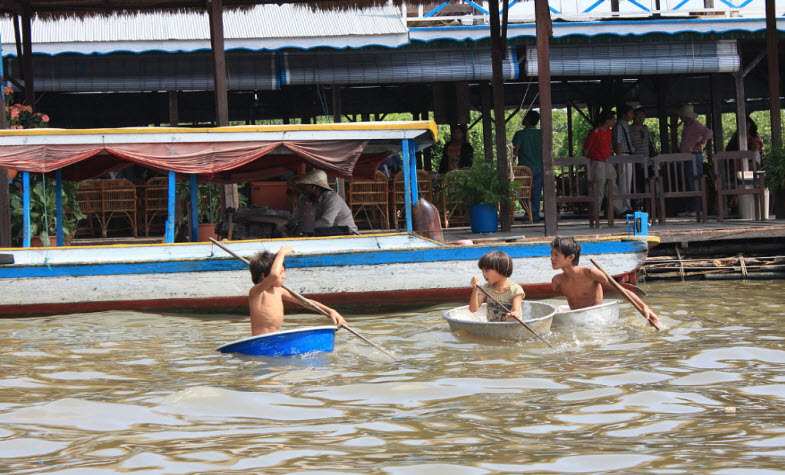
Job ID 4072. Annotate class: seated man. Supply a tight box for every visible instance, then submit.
[289,169,359,236]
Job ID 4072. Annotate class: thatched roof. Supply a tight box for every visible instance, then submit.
[0,0,404,18]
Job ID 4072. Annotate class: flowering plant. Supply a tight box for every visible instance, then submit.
[4,84,49,129]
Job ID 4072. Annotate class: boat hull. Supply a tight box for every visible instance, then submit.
[217,326,337,356]
[552,300,621,329]
[0,234,648,316]
[443,302,556,341]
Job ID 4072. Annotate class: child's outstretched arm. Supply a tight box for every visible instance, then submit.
[281,289,346,327]
[468,276,485,312]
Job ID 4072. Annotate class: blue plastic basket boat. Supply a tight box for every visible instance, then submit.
[217,326,337,357]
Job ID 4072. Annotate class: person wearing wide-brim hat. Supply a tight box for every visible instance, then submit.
[289,169,358,236]
[677,104,712,212]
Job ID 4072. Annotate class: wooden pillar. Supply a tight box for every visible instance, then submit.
[766,0,782,150]
[656,77,669,153]
[670,114,679,153]
[332,87,346,199]
[567,104,574,157]
[455,81,470,126]
[536,0,557,235]
[489,0,512,231]
[480,81,494,161]
[0,50,10,246]
[208,0,228,126]
[735,72,748,152]
[168,91,179,126]
[21,5,34,108]
[710,75,724,152]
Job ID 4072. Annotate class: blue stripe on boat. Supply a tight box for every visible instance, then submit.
[0,240,646,279]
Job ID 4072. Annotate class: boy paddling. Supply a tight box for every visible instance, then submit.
[550,237,660,328]
[248,246,346,336]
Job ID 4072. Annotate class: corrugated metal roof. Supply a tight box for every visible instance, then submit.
[0,4,406,44]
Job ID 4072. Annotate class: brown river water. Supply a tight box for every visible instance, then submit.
[1,280,785,474]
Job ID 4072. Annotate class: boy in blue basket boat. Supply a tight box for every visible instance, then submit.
[550,237,659,327]
[248,246,346,336]
[469,251,525,321]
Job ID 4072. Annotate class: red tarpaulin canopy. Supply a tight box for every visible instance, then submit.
[0,140,389,181]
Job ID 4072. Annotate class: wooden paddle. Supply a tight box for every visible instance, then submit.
[209,238,398,361]
[590,258,661,331]
[474,285,554,348]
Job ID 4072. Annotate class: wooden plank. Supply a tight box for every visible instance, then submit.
[208,0,228,126]
[21,6,34,107]
[535,0,557,236]
[766,0,782,150]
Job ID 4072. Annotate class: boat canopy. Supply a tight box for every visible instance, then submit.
[0,120,437,181]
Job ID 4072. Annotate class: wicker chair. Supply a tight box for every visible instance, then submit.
[512,165,534,223]
[143,176,169,236]
[99,179,138,237]
[75,179,103,237]
[348,171,390,230]
[392,170,434,229]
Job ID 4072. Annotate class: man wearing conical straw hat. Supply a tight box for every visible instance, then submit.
[289,169,358,236]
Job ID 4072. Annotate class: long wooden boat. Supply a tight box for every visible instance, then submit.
[0,233,648,316]
[217,326,337,357]
[551,300,621,329]
[442,302,556,341]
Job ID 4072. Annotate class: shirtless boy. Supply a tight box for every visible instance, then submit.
[550,237,659,327]
[248,246,346,335]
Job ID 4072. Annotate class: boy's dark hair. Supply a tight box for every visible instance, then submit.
[478,251,514,277]
[618,104,634,116]
[523,110,540,127]
[597,111,616,126]
[551,237,581,265]
[249,251,275,284]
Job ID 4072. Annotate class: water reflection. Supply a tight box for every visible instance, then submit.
[0,280,784,473]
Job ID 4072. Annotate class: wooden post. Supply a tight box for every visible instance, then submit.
[332,86,346,199]
[735,72,748,152]
[0,47,10,246]
[168,91,179,126]
[710,75,724,152]
[455,81,469,126]
[766,0,782,150]
[21,5,34,108]
[489,0,512,231]
[567,103,574,157]
[656,77,669,154]
[480,81,494,161]
[536,0,557,236]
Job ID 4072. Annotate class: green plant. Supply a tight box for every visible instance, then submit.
[199,183,222,223]
[10,177,85,244]
[442,159,518,208]
[764,145,785,192]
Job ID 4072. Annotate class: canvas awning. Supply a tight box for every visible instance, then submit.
[0,121,436,181]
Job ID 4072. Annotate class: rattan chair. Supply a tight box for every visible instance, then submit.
[348,171,390,230]
[512,165,534,223]
[99,179,138,237]
[143,176,168,236]
[392,170,434,229]
[75,179,103,237]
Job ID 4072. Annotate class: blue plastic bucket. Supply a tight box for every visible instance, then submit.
[470,203,498,233]
[217,326,337,357]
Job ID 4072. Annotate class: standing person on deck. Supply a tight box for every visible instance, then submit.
[289,169,359,236]
[584,111,622,216]
[248,246,346,336]
[613,104,636,212]
[630,106,656,159]
[678,104,713,192]
[512,110,543,221]
[438,124,474,174]
[550,237,660,327]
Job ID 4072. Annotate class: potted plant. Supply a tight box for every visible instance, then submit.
[10,179,85,246]
[765,145,785,219]
[198,183,221,241]
[443,160,517,233]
